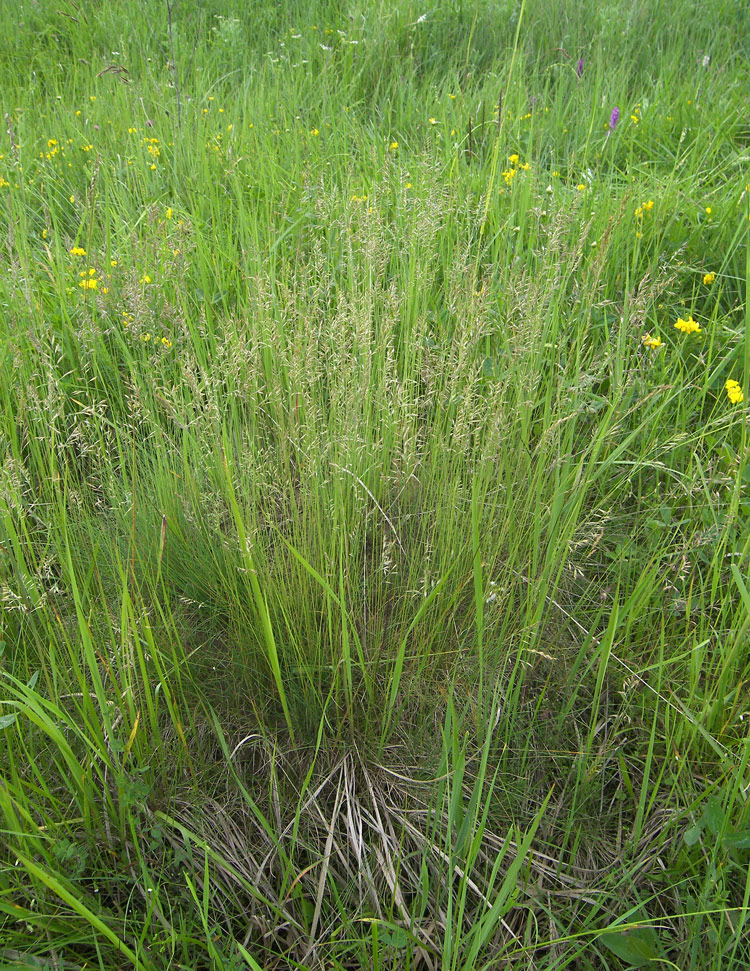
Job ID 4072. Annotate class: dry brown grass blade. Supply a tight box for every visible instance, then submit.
[301,766,346,964]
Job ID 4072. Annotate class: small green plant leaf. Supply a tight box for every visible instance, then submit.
[601,926,663,966]
[0,711,18,729]
[683,823,703,846]
[379,926,410,948]
[722,831,750,852]
[703,796,725,837]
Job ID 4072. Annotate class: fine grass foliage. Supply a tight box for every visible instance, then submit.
[1,0,749,968]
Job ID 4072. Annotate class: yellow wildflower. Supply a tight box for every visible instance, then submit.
[69,246,86,256]
[674,316,701,335]
[725,379,744,404]
[642,334,663,349]
[703,272,715,285]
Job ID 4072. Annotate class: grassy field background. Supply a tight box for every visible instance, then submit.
[1,0,749,967]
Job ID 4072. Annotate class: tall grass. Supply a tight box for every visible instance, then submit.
[1,0,749,967]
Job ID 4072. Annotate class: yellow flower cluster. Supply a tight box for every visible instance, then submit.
[635,199,654,218]
[79,268,99,290]
[634,199,654,236]
[642,333,663,349]
[674,316,701,335]
[69,246,86,256]
[725,379,744,404]
[501,155,530,186]
[702,272,715,285]
[43,138,62,161]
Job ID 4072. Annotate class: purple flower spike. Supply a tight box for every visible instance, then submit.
[609,106,620,131]
[576,57,584,78]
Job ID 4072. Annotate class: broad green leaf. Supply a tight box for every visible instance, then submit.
[703,796,725,837]
[722,831,750,852]
[601,926,662,966]
[683,823,703,847]
[379,926,410,948]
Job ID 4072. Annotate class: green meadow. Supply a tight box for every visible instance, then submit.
[1,0,749,967]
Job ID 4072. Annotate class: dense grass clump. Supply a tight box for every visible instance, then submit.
[1,0,749,968]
